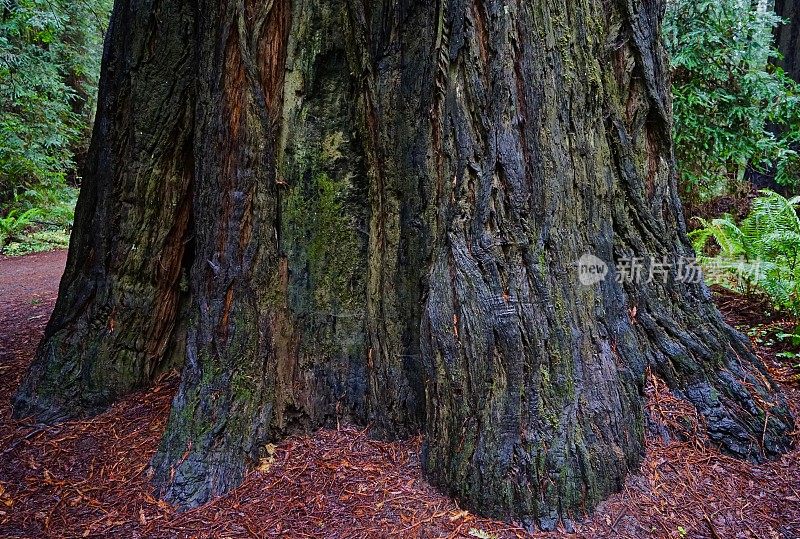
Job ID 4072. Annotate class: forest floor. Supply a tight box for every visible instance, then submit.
[0,251,799,539]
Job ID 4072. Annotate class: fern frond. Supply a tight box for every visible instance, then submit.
[692,190,800,317]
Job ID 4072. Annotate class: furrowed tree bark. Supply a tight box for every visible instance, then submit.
[151,0,431,505]
[16,0,794,529]
[420,0,793,527]
[150,0,292,506]
[12,0,195,421]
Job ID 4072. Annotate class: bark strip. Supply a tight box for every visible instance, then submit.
[150,0,291,507]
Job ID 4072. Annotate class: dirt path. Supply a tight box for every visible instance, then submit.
[0,251,67,406]
[0,251,798,538]
[0,250,67,330]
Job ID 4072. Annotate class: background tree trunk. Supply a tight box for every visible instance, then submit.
[775,0,798,81]
[13,0,195,421]
[16,0,794,529]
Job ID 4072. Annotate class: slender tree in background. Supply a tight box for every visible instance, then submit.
[13,0,795,529]
[775,0,798,81]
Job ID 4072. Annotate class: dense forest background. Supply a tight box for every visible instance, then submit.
[0,0,111,254]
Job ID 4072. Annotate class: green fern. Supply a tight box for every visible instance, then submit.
[0,207,43,248]
[690,215,746,258]
[690,190,800,315]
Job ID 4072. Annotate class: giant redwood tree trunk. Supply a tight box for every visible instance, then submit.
[14,0,795,529]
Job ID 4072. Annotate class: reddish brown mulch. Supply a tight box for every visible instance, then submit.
[0,250,67,406]
[1,251,799,538]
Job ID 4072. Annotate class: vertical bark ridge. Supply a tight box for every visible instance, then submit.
[421,0,645,528]
[152,0,438,506]
[270,0,371,432]
[151,0,291,507]
[13,0,196,422]
[345,0,439,437]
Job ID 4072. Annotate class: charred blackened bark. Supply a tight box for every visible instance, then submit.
[12,0,195,421]
[775,0,799,81]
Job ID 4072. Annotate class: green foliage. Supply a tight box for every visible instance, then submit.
[0,206,41,246]
[665,0,800,200]
[0,0,110,194]
[0,184,75,254]
[2,227,70,255]
[775,330,800,361]
[690,190,800,315]
[0,0,109,254]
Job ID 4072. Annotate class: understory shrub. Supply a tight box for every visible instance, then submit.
[691,190,800,315]
[665,0,800,201]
